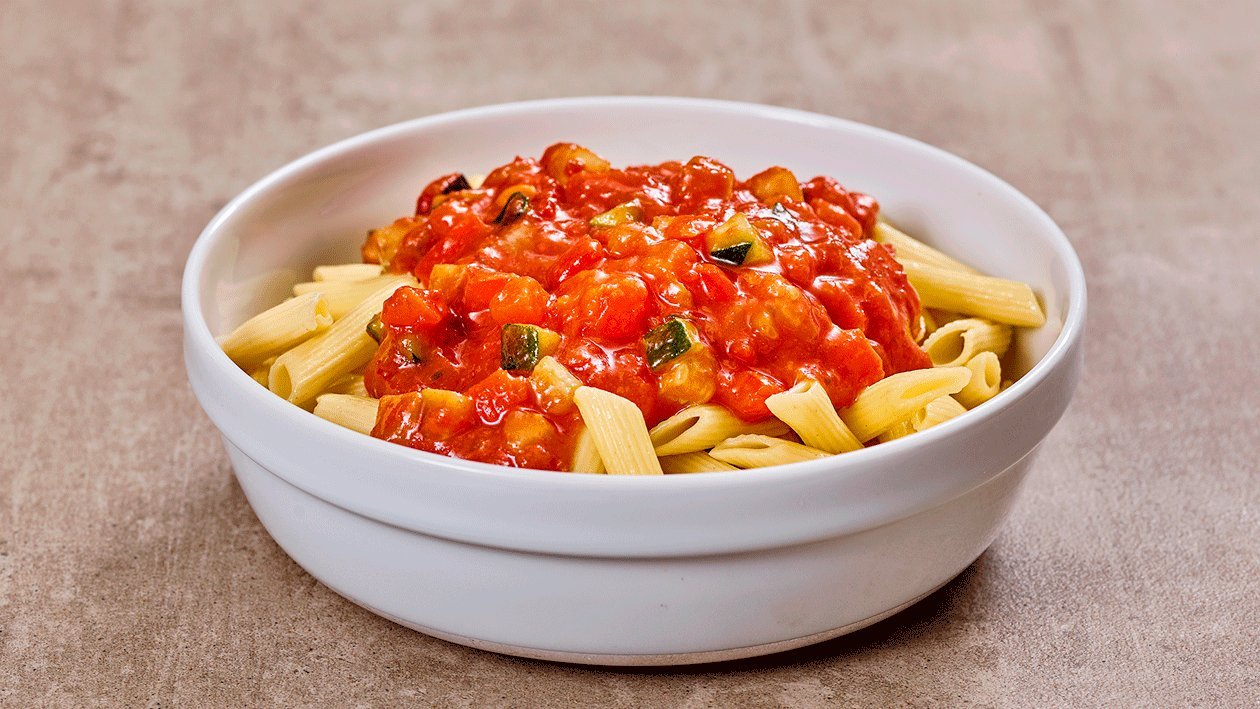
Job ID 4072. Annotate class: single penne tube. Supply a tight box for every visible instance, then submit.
[709,434,830,469]
[900,259,1046,328]
[874,222,979,274]
[293,274,416,319]
[569,425,606,474]
[313,393,379,435]
[269,280,406,407]
[955,351,1002,409]
[572,386,662,475]
[219,292,333,370]
[324,372,370,398]
[249,358,275,388]
[765,380,863,454]
[649,403,789,457]
[877,418,915,443]
[914,395,968,430]
[922,317,1012,367]
[840,367,971,442]
[659,451,738,474]
[312,263,384,282]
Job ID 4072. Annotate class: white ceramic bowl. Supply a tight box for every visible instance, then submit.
[183,97,1085,665]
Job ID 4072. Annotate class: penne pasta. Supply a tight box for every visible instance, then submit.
[569,425,606,474]
[249,357,276,388]
[877,418,915,443]
[219,292,333,370]
[709,434,830,468]
[649,404,789,457]
[572,386,662,475]
[293,274,416,319]
[269,280,407,407]
[312,263,384,282]
[900,259,1046,328]
[874,222,979,274]
[659,451,738,474]
[915,395,968,430]
[840,367,971,442]
[324,373,370,398]
[922,317,1012,367]
[765,380,863,454]
[955,351,1002,409]
[313,393,379,434]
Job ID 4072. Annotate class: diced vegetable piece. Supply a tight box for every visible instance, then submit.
[705,214,773,266]
[644,317,701,370]
[746,166,804,204]
[442,174,472,194]
[418,388,475,439]
[495,184,538,207]
[500,324,561,372]
[589,201,645,228]
[541,143,611,183]
[530,355,582,415]
[427,264,468,299]
[366,313,385,343]
[493,192,531,225]
[397,334,428,364]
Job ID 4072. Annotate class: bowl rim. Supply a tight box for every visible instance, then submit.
[182,95,1087,494]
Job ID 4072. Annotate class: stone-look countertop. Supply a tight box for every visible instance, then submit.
[2,1,1256,705]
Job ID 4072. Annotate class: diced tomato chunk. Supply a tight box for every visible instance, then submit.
[466,370,532,425]
[489,276,549,325]
[716,368,786,421]
[381,287,450,329]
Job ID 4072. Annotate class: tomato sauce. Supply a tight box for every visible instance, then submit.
[361,143,930,470]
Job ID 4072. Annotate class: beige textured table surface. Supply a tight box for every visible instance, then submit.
[3,1,1258,706]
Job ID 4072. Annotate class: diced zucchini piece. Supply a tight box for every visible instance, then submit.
[589,200,645,228]
[493,191,531,225]
[644,317,700,370]
[397,334,428,364]
[705,214,773,266]
[366,313,385,343]
[500,323,561,371]
[442,174,472,194]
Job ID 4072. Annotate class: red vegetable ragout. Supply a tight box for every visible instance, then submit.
[361,144,930,470]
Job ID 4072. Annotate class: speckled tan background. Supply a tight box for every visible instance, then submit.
[2,0,1257,706]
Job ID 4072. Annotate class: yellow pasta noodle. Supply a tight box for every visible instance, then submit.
[324,373,370,398]
[709,434,830,468]
[901,259,1046,328]
[839,367,971,442]
[922,317,1012,367]
[916,395,968,429]
[249,357,276,388]
[219,292,333,370]
[659,451,738,474]
[874,222,979,274]
[313,393,379,435]
[312,263,384,282]
[649,404,789,457]
[569,425,606,474]
[764,380,863,454]
[877,418,915,443]
[293,274,416,319]
[955,351,1002,409]
[269,280,406,407]
[572,386,662,475]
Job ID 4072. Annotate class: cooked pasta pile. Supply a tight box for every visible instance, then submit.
[219,145,1043,474]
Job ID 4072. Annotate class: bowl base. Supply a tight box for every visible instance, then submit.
[338,574,957,667]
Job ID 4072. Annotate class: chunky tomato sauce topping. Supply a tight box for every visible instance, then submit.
[361,144,929,470]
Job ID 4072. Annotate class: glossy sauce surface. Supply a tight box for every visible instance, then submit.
[362,144,929,470]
